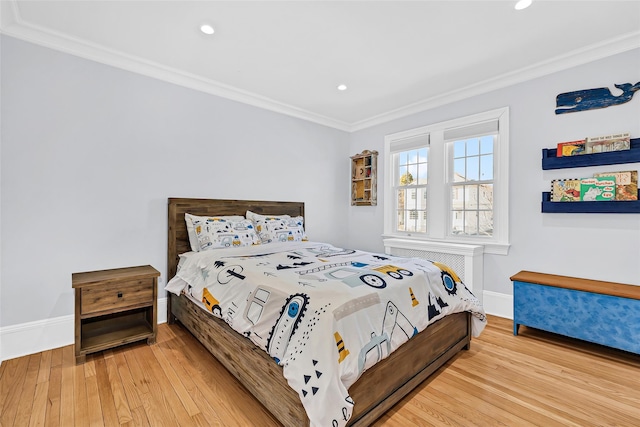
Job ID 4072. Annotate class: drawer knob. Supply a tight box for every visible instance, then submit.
[117,292,123,298]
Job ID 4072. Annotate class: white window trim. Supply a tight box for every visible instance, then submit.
[383,107,510,255]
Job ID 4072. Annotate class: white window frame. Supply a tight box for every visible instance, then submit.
[383,107,510,255]
[390,139,429,234]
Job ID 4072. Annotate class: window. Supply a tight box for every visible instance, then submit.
[393,144,428,233]
[450,135,494,236]
[383,107,509,255]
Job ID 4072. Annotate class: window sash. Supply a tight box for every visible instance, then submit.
[392,144,429,234]
[447,134,495,237]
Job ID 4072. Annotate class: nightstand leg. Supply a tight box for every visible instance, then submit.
[147,336,156,345]
[76,354,86,364]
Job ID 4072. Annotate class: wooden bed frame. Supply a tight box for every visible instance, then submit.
[166,197,472,426]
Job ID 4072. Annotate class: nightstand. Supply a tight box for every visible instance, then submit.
[72,265,160,364]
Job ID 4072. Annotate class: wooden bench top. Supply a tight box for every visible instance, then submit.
[510,270,640,301]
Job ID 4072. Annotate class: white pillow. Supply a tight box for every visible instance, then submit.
[246,210,290,223]
[247,211,307,244]
[194,217,261,251]
[185,213,247,251]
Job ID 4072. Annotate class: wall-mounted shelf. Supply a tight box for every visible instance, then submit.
[542,190,640,213]
[541,136,640,213]
[542,138,640,170]
[351,150,378,206]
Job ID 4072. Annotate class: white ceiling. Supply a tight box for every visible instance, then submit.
[2,1,640,131]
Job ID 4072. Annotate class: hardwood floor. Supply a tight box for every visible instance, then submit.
[1,315,639,426]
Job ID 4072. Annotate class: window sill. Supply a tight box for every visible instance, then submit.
[382,235,510,256]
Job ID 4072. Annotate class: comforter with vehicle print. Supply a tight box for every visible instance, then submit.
[165,241,486,427]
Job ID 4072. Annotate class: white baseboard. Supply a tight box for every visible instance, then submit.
[0,314,75,363]
[0,297,168,362]
[1,292,509,363]
[482,290,513,320]
[158,297,168,324]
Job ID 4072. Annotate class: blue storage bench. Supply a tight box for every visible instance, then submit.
[511,270,640,355]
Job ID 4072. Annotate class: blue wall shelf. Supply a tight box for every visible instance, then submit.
[542,138,640,170]
[541,136,640,213]
[542,191,640,213]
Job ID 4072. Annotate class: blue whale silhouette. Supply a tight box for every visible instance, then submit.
[555,82,640,114]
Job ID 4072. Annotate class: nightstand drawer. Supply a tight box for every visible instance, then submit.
[81,278,153,315]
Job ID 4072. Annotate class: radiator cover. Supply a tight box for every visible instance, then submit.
[383,238,484,304]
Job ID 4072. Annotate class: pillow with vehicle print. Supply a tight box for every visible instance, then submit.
[185,213,260,251]
[246,211,307,244]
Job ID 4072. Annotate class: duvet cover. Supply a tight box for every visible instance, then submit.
[165,241,486,427]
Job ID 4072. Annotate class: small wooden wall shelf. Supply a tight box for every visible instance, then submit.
[542,138,640,170]
[351,150,378,206]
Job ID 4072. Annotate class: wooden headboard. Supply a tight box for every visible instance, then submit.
[167,198,305,280]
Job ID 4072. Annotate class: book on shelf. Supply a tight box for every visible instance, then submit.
[551,179,581,201]
[580,176,616,201]
[585,132,630,154]
[556,140,586,157]
[594,170,638,201]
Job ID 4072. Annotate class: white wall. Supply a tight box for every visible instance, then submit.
[0,33,3,362]
[0,35,350,333]
[2,35,639,361]
[348,48,640,296]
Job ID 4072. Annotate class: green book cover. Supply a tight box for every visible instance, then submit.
[580,176,616,201]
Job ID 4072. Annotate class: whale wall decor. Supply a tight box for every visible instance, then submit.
[555,82,640,114]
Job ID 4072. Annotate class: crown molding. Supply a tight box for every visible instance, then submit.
[350,30,640,132]
[1,0,638,133]
[0,1,352,132]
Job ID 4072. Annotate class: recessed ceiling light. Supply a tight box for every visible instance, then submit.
[514,0,532,10]
[337,84,348,91]
[200,24,215,35]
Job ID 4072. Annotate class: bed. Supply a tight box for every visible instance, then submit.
[166,197,485,426]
